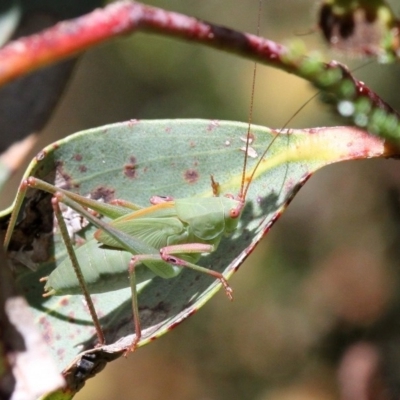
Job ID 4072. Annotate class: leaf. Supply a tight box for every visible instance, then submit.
[2,119,390,392]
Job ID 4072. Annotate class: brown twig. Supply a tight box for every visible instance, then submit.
[0,1,398,140]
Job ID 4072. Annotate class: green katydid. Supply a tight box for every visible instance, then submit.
[3,111,279,355]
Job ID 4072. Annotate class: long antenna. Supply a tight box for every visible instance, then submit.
[241,93,318,201]
[238,12,375,202]
[239,0,263,201]
[240,61,374,199]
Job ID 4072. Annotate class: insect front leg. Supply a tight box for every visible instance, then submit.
[160,243,234,300]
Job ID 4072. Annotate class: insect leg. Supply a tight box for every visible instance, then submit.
[125,253,163,355]
[109,198,143,211]
[160,243,233,300]
[4,179,31,250]
[52,192,105,346]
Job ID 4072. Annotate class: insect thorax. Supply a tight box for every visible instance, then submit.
[174,196,241,241]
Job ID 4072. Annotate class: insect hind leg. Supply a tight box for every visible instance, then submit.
[52,192,105,346]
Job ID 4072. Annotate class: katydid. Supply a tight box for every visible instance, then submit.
[3,147,253,353]
[3,0,290,355]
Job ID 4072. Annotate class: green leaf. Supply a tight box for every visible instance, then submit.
[2,119,388,392]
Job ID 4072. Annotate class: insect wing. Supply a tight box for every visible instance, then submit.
[45,238,155,294]
[98,216,187,250]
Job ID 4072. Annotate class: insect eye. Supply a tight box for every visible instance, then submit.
[229,208,240,219]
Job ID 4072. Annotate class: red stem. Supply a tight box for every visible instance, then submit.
[0,1,398,126]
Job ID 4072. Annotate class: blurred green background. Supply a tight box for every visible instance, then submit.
[7,0,400,399]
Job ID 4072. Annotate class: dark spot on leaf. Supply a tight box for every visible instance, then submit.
[61,298,70,306]
[124,164,137,179]
[39,316,53,344]
[55,161,76,191]
[124,156,138,178]
[90,186,115,203]
[79,165,87,173]
[74,154,83,162]
[57,348,65,357]
[184,169,199,184]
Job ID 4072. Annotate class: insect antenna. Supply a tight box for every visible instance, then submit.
[233,3,374,218]
[238,0,315,204]
[241,92,318,202]
[239,0,262,204]
[238,1,376,203]
[241,57,373,201]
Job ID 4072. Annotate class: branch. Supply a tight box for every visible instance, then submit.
[0,1,399,141]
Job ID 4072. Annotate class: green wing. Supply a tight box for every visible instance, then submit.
[96,216,188,250]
